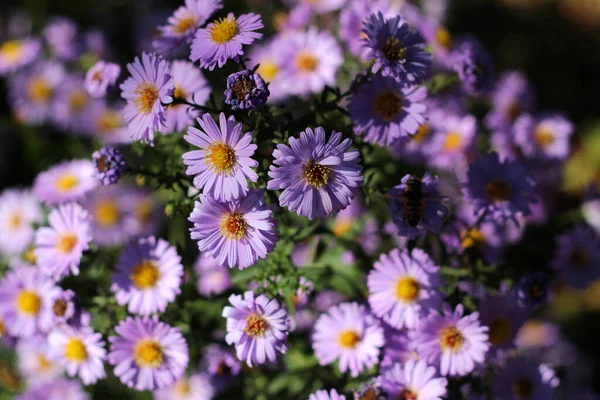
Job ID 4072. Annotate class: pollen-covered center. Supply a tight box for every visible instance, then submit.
[295,51,319,72]
[220,212,248,240]
[257,61,279,82]
[65,338,88,363]
[382,37,408,61]
[174,380,191,396]
[57,233,78,254]
[534,126,555,149]
[485,179,512,202]
[303,160,331,189]
[205,142,237,174]
[400,389,419,400]
[439,325,465,352]
[133,82,159,114]
[395,277,420,302]
[69,89,88,112]
[95,199,121,227]
[443,131,462,152]
[95,155,108,173]
[53,298,68,317]
[488,317,513,345]
[27,77,51,103]
[37,355,52,371]
[174,15,196,35]
[134,339,164,368]
[338,329,361,349]
[130,259,160,289]
[55,173,79,192]
[0,40,22,62]
[436,28,452,50]
[512,377,534,398]
[461,228,486,249]
[96,110,121,133]
[209,18,239,44]
[8,212,22,230]
[412,123,430,143]
[244,314,269,336]
[232,76,256,101]
[373,90,402,121]
[16,290,41,316]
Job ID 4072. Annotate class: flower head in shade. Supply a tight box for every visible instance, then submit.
[380,324,419,369]
[492,356,554,400]
[189,190,278,270]
[190,13,263,70]
[120,52,174,144]
[35,203,92,279]
[379,360,448,400]
[202,344,242,392]
[16,378,88,400]
[165,60,210,133]
[362,12,431,84]
[367,248,442,329]
[485,71,535,131]
[348,75,427,146]
[183,113,258,202]
[551,224,600,289]
[194,253,232,297]
[0,267,61,338]
[51,289,79,325]
[17,336,64,385]
[0,189,42,256]
[426,111,477,170]
[109,316,189,391]
[312,302,385,377]
[33,159,97,205]
[225,70,269,110]
[463,152,536,224]
[268,127,363,220]
[413,304,489,376]
[516,272,550,309]
[84,61,120,98]
[247,38,288,102]
[92,146,126,185]
[478,290,527,356]
[0,38,40,75]
[513,113,573,160]
[48,324,106,384]
[388,172,447,239]
[450,36,494,96]
[154,373,216,400]
[112,236,183,315]
[309,389,346,400]
[222,291,290,367]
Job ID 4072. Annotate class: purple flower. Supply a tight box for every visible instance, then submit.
[0,38,40,75]
[268,127,363,220]
[17,336,63,384]
[348,75,427,146]
[120,52,174,145]
[388,172,447,238]
[33,159,97,205]
[514,113,573,160]
[463,152,536,224]
[108,316,189,391]
[450,36,494,96]
[183,112,258,202]
[43,17,80,61]
[225,70,269,110]
[165,60,210,133]
[190,13,263,70]
[368,248,442,329]
[92,146,126,185]
[353,382,387,400]
[189,190,278,270]
[478,291,527,356]
[154,373,216,400]
[247,38,288,102]
[111,236,183,315]
[516,273,550,309]
[90,102,131,144]
[0,189,42,256]
[202,344,241,392]
[84,61,120,98]
[485,71,535,131]
[413,304,489,376]
[51,74,96,134]
[426,111,477,170]
[380,324,418,369]
[222,291,290,366]
[35,203,92,280]
[309,389,346,400]
[551,224,600,289]
[362,12,431,84]
[492,356,554,399]
[194,253,232,297]
[16,378,88,400]
[312,302,385,377]
[379,359,448,400]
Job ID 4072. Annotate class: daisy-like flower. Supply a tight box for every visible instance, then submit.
[348,75,427,146]
[450,36,494,96]
[463,152,536,224]
[362,12,431,84]
[111,236,184,315]
[367,248,442,330]
[308,389,346,400]
[380,324,419,369]
[516,272,550,309]
[33,159,97,205]
[84,61,120,98]
[413,304,489,377]
[247,38,289,102]
[388,172,447,239]
[108,316,189,391]
[92,146,126,185]
[268,127,363,220]
[478,291,527,355]
[48,324,106,384]
[0,189,42,256]
[312,302,385,378]
[202,344,241,392]
[0,266,61,338]
[90,102,131,144]
[190,13,263,70]
[426,111,477,170]
[194,253,232,297]
[16,378,88,400]
[154,373,216,400]
[224,70,269,110]
[551,224,600,289]
[35,203,92,280]
[51,74,97,134]
[513,113,573,160]
[43,17,80,61]
[485,71,535,131]
[222,291,290,367]
[17,336,64,385]
[120,52,174,144]
[492,356,554,400]
[379,359,448,400]
[182,113,258,201]
[165,60,210,133]
[0,38,40,75]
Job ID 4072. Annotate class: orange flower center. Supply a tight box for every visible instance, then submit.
[174,15,196,35]
[534,126,555,149]
[439,326,464,352]
[57,233,78,254]
[436,28,452,50]
[460,228,486,249]
[133,82,159,114]
[205,142,237,174]
[130,259,160,289]
[220,212,248,240]
[443,132,462,152]
[27,77,52,103]
[295,51,319,72]
[244,314,269,336]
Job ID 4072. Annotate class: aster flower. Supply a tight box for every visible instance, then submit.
[551,224,600,289]
[247,38,288,102]
[492,356,554,399]
[353,382,387,400]
[35,203,92,280]
[48,324,106,384]
[516,273,550,309]
[485,71,536,131]
[225,70,269,110]
[90,102,131,144]
[513,113,573,160]
[120,52,174,144]
[16,378,88,400]
[0,38,40,75]
[222,291,290,367]
[51,74,96,134]
[182,112,258,202]
[189,190,277,270]
[165,60,210,133]
[426,111,477,170]
[33,159,97,205]
[202,344,241,392]
[154,373,216,400]
[450,36,494,96]
[0,266,61,338]
[17,336,64,385]
[309,389,346,400]
[388,172,447,239]
[43,17,80,61]
[379,360,448,400]
[109,316,189,391]
[190,13,263,70]
[92,146,126,185]
[380,325,419,369]
[367,248,442,329]
[478,290,527,356]
[348,75,427,146]
[84,60,121,98]
[313,302,384,377]
[413,304,489,376]
[0,189,42,256]
[362,12,431,84]
[463,152,536,224]
[268,127,363,220]
[112,236,183,315]
[194,253,232,297]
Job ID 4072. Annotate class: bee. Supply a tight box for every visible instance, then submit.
[402,175,426,228]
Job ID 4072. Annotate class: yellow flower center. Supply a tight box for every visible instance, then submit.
[460,228,486,249]
[333,219,353,237]
[220,212,248,240]
[382,37,408,61]
[534,126,555,149]
[27,77,52,103]
[130,260,160,289]
[37,355,53,371]
[0,40,22,62]
[443,132,463,152]
[23,247,37,265]
[395,277,420,302]
[174,15,196,34]
[8,212,22,230]
[303,160,331,189]
[338,329,361,349]
[133,82,159,114]
[134,339,164,368]
[209,18,239,44]
[257,60,279,82]
[485,179,512,202]
[16,290,41,316]
[412,123,430,143]
[436,28,452,50]
[174,379,191,396]
[96,110,121,134]
[295,51,319,72]
[439,326,464,352]
[244,314,269,336]
[512,377,534,398]
[205,142,237,174]
[373,90,402,122]
[488,317,513,345]
[94,199,121,227]
[55,173,79,192]
[69,90,88,112]
[173,86,187,99]
[64,338,88,363]
[57,233,78,254]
